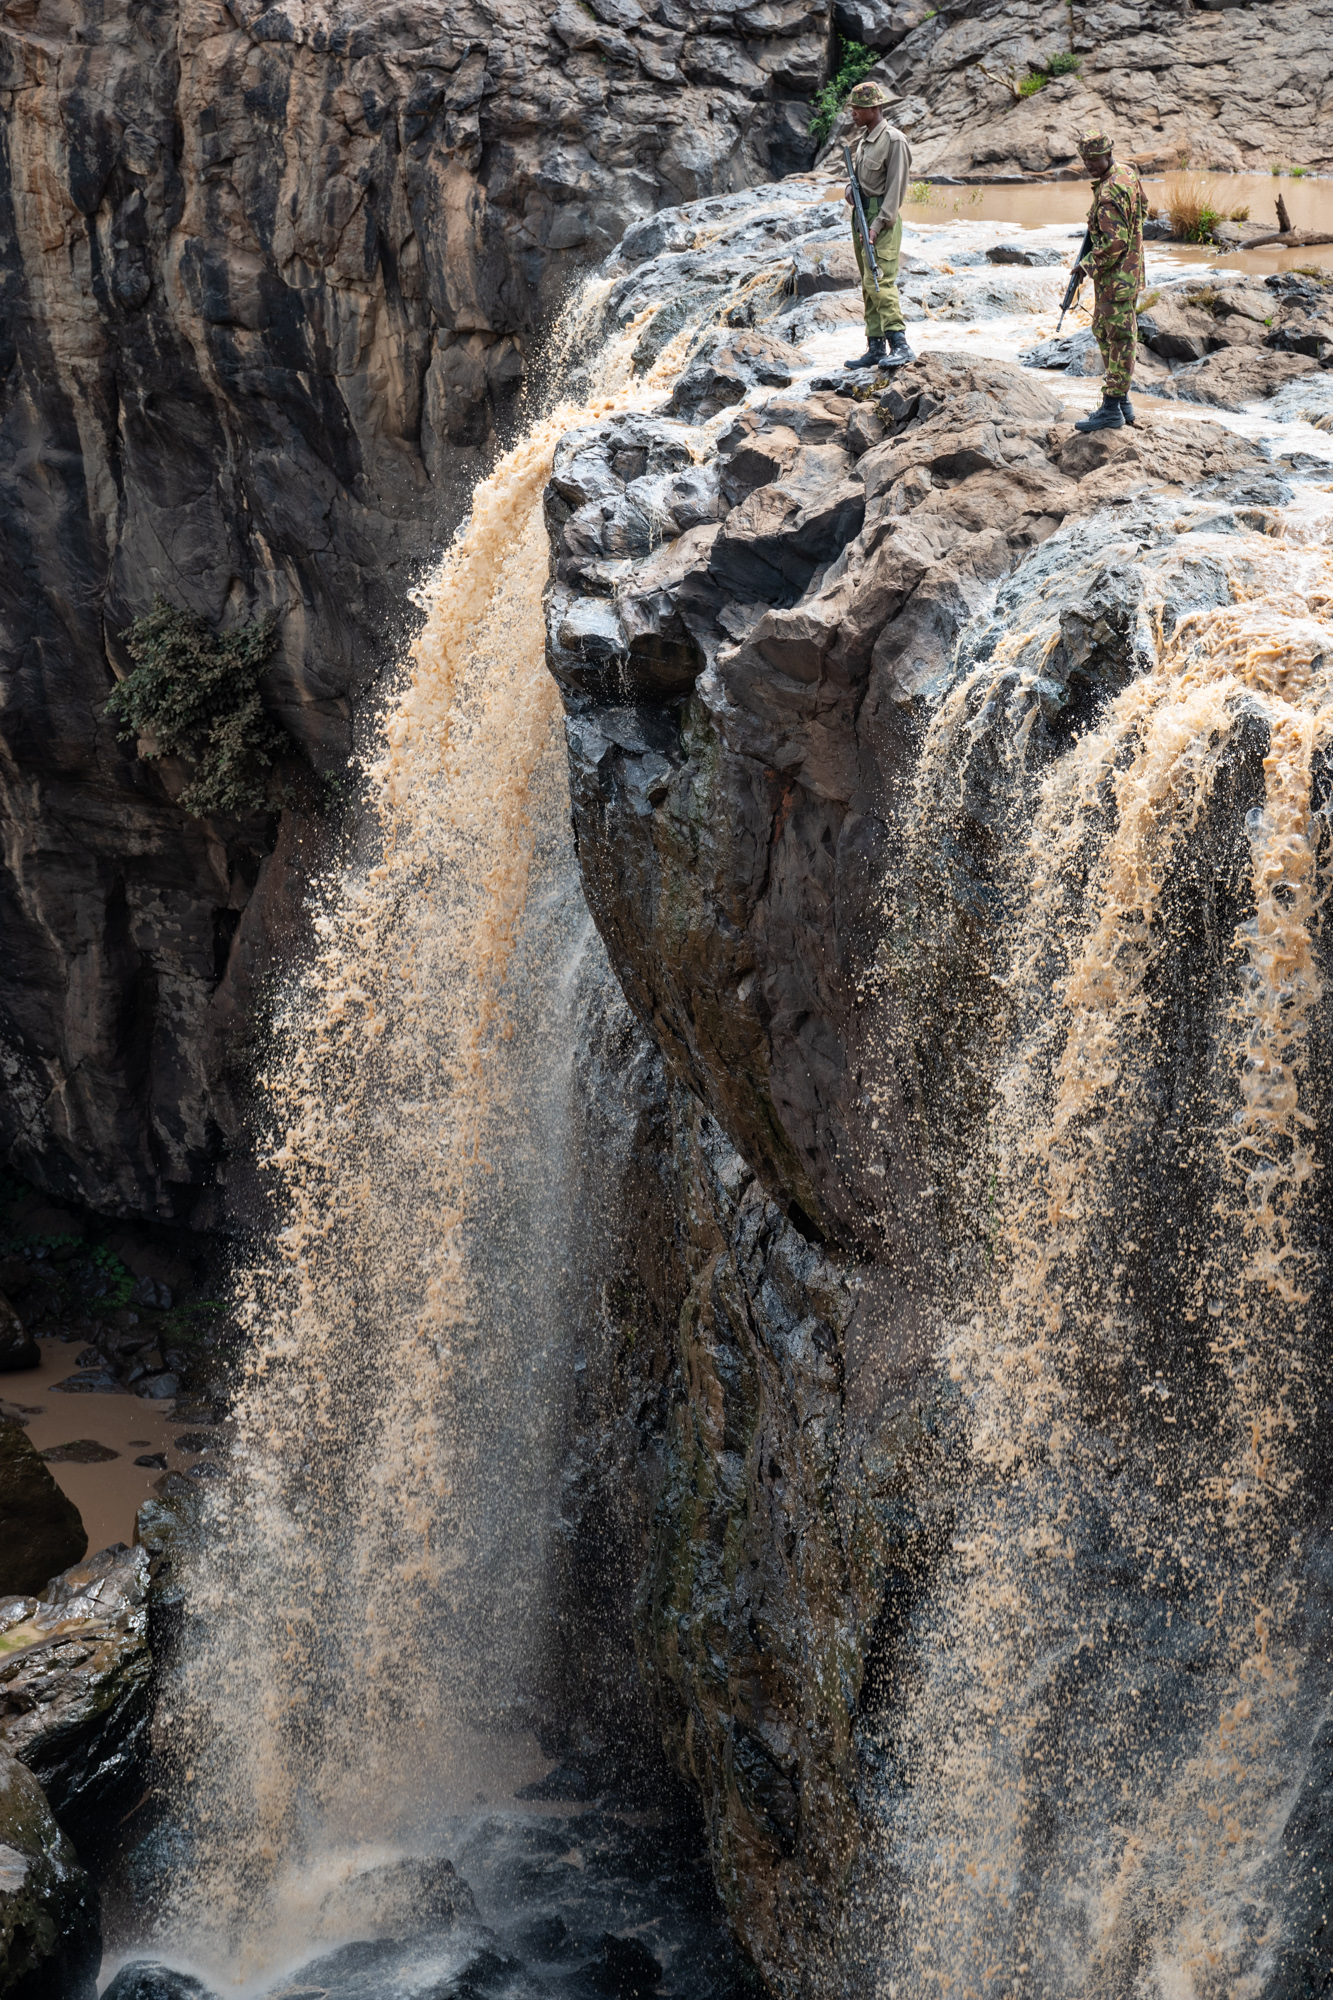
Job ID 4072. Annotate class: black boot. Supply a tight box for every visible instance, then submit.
[1074,396,1126,433]
[1116,392,1136,425]
[848,336,886,369]
[879,329,916,369]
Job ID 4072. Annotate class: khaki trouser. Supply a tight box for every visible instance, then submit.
[851,198,904,339]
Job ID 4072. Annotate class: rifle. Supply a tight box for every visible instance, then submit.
[1056,228,1093,333]
[842,142,879,274]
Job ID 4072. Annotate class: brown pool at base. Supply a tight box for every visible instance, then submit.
[3,1339,223,1553]
[899,173,1333,276]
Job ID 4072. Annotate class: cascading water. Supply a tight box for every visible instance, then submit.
[865,509,1333,2000]
[128,318,718,1991]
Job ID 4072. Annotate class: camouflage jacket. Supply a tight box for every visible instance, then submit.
[1086,160,1147,291]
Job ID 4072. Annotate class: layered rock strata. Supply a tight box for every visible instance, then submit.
[0,0,826,1221]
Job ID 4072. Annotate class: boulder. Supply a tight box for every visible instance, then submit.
[0,1423,87,1598]
[1265,298,1333,361]
[1137,297,1216,363]
[0,1546,152,1848]
[1169,346,1319,410]
[788,239,860,298]
[1019,328,1104,375]
[315,1855,475,1941]
[664,329,797,423]
[102,1966,219,2000]
[0,1300,37,1376]
[0,1748,100,2000]
[985,244,1064,267]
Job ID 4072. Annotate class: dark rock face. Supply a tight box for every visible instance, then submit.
[0,1545,152,1849]
[0,1747,100,2000]
[0,0,828,1225]
[0,1423,87,1597]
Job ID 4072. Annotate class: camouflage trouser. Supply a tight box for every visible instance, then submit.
[1093,279,1138,396]
[852,201,905,338]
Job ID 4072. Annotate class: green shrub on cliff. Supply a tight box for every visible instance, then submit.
[107,596,289,817]
[808,38,878,145]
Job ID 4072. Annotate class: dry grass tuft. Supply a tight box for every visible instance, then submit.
[1163,168,1223,244]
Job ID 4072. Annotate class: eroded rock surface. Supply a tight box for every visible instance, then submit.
[548,351,1277,1251]
[1024,270,1333,413]
[865,0,1333,178]
[0,0,826,1221]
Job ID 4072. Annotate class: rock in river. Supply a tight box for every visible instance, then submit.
[0,1420,87,1597]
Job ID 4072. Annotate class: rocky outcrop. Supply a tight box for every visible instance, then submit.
[0,1747,100,1999]
[0,0,828,1224]
[860,0,1333,178]
[1023,269,1333,412]
[0,1544,152,1849]
[547,355,1277,1250]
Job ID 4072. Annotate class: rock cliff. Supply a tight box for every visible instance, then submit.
[858,0,1333,178]
[0,0,825,1221]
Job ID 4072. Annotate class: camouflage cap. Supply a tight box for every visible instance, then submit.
[1077,128,1113,154]
[846,79,898,108]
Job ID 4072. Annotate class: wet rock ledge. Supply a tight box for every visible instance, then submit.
[542,187,1301,1990]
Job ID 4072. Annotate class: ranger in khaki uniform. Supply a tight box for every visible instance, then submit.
[843,79,915,370]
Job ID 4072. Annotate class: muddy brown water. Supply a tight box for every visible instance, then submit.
[4,1341,221,1553]
[900,172,1333,275]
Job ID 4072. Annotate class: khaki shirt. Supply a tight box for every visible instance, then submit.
[852,121,912,224]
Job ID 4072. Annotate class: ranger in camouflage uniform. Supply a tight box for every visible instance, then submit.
[1072,127,1149,433]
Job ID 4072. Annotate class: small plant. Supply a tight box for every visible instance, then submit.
[980,49,1080,100]
[907,179,936,205]
[1230,205,1250,222]
[1163,168,1223,244]
[1290,165,1308,178]
[1271,160,1286,176]
[808,37,879,145]
[107,596,290,817]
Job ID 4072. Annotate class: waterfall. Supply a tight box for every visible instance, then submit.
[866,512,1333,1999]
[141,316,695,1986]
